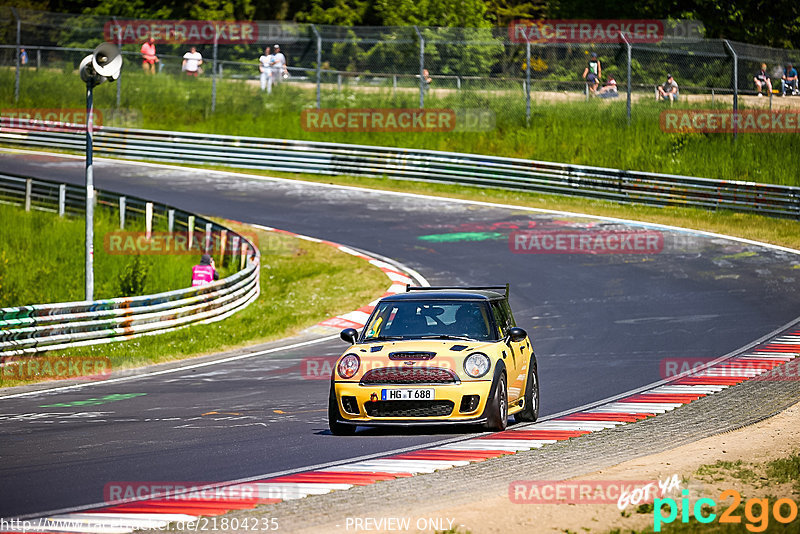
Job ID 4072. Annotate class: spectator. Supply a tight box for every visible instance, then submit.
[422,68,432,92]
[597,76,618,98]
[657,74,679,102]
[191,254,219,287]
[140,37,158,74]
[270,44,288,93]
[19,48,28,66]
[582,52,601,95]
[781,63,798,96]
[258,46,272,92]
[754,63,772,97]
[182,47,203,77]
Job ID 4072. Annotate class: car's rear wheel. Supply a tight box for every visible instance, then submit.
[328,384,357,436]
[515,357,539,423]
[485,373,508,431]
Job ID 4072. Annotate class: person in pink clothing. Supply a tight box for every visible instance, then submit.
[141,37,158,74]
[191,254,219,287]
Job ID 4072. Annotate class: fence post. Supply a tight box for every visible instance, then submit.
[337,73,342,92]
[219,229,227,266]
[36,48,40,70]
[211,35,218,112]
[623,34,632,126]
[24,178,31,211]
[414,26,424,108]
[12,7,20,103]
[188,215,195,249]
[723,40,738,141]
[168,209,174,233]
[119,196,126,229]
[525,41,531,125]
[145,202,153,239]
[58,184,65,216]
[393,74,397,95]
[113,16,121,109]
[205,222,213,253]
[312,25,321,109]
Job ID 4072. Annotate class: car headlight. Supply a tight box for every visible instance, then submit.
[337,353,360,379]
[463,352,491,378]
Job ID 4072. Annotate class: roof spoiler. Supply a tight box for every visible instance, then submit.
[406,283,510,297]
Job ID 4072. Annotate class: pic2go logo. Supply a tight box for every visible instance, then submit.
[654,489,799,532]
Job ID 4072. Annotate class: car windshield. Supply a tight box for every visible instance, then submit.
[362,300,495,342]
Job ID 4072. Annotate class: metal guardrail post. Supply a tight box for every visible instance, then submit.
[168,209,174,232]
[85,81,95,301]
[119,196,126,229]
[58,184,65,216]
[414,26,424,109]
[205,222,213,253]
[113,16,121,109]
[24,178,31,211]
[311,25,321,109]
[211,35,218,113]
[622,33,632,126]
[12,7,20,103]
[219,229,227,265]
[723,40,738,141]
[525,41,531,125]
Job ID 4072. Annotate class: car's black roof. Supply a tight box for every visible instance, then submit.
[380,289,505,302]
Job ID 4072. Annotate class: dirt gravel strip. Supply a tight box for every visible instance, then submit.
[207,327,800,534]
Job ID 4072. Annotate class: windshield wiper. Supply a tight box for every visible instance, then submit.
[366,335,404,341]
[417,334,476,341]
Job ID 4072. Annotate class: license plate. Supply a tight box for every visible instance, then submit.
[381,388,435,401]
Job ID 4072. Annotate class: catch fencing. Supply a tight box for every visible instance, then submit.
[1,8,799,126]
[0,124,797,219]
[0,172,260,356]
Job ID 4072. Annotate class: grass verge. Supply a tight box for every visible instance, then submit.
[0,222,389,388]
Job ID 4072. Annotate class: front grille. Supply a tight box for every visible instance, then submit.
[388,351,436,360]
[364,400,455,418]
[360,367,458,385]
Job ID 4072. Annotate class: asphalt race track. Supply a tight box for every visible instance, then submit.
[2,150,799,519]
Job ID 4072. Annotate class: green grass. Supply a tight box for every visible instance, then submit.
[3,67,799,186]
[0,203,223,307]
[0,222,389,388]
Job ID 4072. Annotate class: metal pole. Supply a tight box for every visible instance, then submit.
[414,26,424,108]
[85,82,95,301]
[58,184,65,217]
[723,40,738,141]
[312,25,321,109]
[211,35,218,112]
[626,39,632,125]
[525,41,531,124]
[24,178,31,211]
[113,17,121,109]
[119,196,126,229]
[12,7,20,103]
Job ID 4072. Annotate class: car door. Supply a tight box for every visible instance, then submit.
[491,300,524,401]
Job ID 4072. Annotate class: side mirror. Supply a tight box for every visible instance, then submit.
[507,327,527,343]
[340,328,358,345]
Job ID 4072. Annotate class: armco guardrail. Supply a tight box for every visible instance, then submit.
[0,123,798,219]
[0,173,260,356]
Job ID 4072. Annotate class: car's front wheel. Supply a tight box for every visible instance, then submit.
[328,384,357,436]
[515,357,539,423]
[485,373,508,431]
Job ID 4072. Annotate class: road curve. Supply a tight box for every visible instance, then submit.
[1,150,799,518]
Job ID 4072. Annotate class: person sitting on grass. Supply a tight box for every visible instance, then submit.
[781,63,798,96]
[754,63,772,97]
[191,254,219,287]
[597,76,618,98]
[657,74,679,102]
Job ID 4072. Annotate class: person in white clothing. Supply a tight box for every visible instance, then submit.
[259,46,273,91]
[182,47,203,76]
[269,44,287,93]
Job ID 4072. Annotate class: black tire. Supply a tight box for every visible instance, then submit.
[328,384,357,436]
[485,373,508,431]
[515,358,540,423]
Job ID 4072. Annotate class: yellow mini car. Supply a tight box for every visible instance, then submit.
[328,285,539,435]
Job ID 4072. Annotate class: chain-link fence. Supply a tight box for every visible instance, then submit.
[2,8,800,131]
